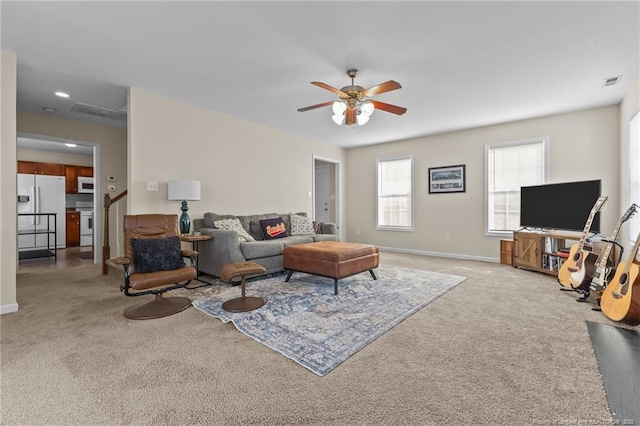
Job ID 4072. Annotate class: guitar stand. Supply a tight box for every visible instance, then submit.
[576,292,590,302]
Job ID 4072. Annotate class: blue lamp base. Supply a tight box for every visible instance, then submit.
[179,200,191,235]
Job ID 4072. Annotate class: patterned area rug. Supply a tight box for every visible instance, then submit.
[180,266,467,376]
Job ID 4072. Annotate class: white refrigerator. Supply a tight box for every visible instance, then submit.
[17,174,66,251]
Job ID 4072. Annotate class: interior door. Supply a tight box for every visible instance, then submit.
[315,165,331,223]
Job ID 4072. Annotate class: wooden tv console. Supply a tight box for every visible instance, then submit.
[512,229,583,276]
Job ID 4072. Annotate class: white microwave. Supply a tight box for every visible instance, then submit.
[78,177,94,193]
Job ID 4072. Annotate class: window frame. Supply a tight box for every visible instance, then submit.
[484,137,549,237]
[376,154,414,232]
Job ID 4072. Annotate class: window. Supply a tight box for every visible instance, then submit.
[485,138,547,235]
[377,155,413,230]
[629,110,640,243]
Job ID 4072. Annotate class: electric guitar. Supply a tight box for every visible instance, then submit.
[588,204,637,298]
[600,230,640,326]
[557,196,608,289]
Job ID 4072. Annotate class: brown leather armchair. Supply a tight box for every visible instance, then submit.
[107,214,197,320]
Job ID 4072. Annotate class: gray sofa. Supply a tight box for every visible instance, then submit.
[193,212,338,279]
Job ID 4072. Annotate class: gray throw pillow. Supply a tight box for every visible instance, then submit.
[290,213,316,235]
[214,218,255,242]
[204,213,238,228]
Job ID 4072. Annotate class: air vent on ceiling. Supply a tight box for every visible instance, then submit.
[602,75,622,87]
[71,102,127,121]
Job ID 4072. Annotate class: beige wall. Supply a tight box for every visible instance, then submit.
[1,51,18,314]
[619,78,640,245]
[127,88,345,239]
[345,105,621,261]
[16,111,128,258]
[17,148,92,167]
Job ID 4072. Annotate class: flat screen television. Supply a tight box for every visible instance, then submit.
[520,180,601,232]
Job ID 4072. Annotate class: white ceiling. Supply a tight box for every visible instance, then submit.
[2,1,638,149]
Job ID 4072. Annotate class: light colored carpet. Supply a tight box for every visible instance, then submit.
[178,266,466,376]
[1,252,631,425]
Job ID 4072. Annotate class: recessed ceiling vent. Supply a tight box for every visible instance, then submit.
[71,102,127,121]
[602,75,622,87]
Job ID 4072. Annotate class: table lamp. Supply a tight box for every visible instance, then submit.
[168,179,201,235]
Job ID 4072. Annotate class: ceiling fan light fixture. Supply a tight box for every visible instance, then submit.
[298,68,405,127]
[356,114,370,126]
[332,113,345,125]
[361,101,374,117]
[332,101,346,115]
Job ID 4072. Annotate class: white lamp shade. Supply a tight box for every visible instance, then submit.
[168,179,201,201]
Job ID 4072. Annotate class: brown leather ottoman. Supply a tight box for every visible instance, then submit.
[220,262,266,312]
[282,241,379,295]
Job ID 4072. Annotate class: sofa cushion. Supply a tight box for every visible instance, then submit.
[130,236,185,274]
[204,212,238,229]
[238,213,279,236]
[249,221,264,241]
[311,233,339,242]
[214,218,255,242]
[279,235,314,246]
[290,213,316,235]
[259,217,289,240]
[240,241,284,260]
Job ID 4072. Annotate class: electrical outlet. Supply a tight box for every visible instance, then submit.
[356,229,361,235]
[445,234,451,242]
[147,181,158,192]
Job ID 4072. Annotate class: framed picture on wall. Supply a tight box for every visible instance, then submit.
[428,164,466,194]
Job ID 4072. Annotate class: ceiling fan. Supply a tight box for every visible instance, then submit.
[297,68,407,126]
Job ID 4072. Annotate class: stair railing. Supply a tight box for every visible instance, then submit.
[102,190,127,274]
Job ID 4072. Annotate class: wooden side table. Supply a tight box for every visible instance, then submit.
[180,234,212,281]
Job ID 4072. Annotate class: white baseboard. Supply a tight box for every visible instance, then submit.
[378,246,499,264]
[1,303,19,315]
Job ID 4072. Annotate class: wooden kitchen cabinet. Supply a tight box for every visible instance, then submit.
[66,212,80,247]
[18,161,64,176]
[64,165,93,193]
[64,166,78,193]
[77,166,93,177]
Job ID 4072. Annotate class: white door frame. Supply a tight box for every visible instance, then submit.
[17,132,101,264]
[312,155,341,235]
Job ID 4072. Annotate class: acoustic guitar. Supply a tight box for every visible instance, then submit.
[587,204,637,299]
[557,196,608,289]
[600,230,640,326]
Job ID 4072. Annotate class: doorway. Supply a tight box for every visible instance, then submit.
[313,156,340,233]
[16,133,101,271]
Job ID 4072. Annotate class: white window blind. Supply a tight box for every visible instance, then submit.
[485,138,547,234]
[377,156,412,230]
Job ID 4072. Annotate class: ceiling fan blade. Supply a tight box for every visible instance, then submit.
[345,108,357,125]
[361,80,402,97]
[297,101,334,112]
[371,100,407,115]
[311,81,348,97]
